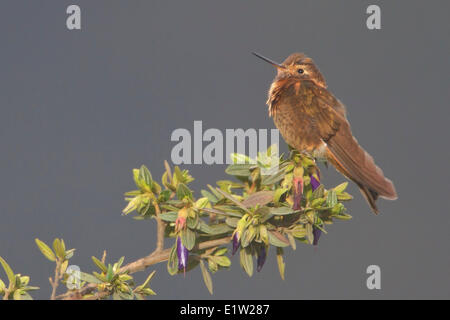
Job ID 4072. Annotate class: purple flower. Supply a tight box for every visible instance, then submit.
[256,246,267,272]
[310,174,320,191]
[232,232,239,256]
[313,226,322,246]
[177,236,189,273]
[293,177,303,210]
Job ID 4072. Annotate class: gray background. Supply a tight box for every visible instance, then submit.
[0,1,448,299]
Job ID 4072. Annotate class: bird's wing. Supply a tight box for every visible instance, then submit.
[295,80,342,142]
[299,81,397,212]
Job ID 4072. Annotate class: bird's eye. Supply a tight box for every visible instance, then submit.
[298,68,304,74]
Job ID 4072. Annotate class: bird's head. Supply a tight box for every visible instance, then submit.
[252,52,327,88]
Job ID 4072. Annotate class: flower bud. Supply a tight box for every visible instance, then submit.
[313,226,322,246]
[175,207,188,232]
[256,246,267,272]
[232,232,240,256]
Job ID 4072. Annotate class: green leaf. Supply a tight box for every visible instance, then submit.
[214,256,231,268]
[114,256,125,272]
[201,190,218,203]
[200,207,243,218]
[261,168,286,185]
[225,164,254,177]
[181,228,196,251]
[23,285,39,291]
[333,213,353,220]
[158,189,172,202]
[240,248,253,277]
[199,260,213,295]
[0,256,15,286]
[215,188,250,213]
[287,233,296,250]
[273,187,289,204]
[35,239,56,262]
[64,249,76,260]
[291,225,307,238]
[139,165,153,188]
[142,288,156,296]
[337,192,353,201]
[311,198,326,208]
[176,183,193,200]
[119,274,133,282]
[208,258,218,273]
[199,223,233,235]
[18,290,33,300]
[276,248,285,281]
[105,264,114,282]
[167,245,179,276]
[151,181,162,195]
[312,184,325,199]
[207,184,224,200]
[79,272,103,284]
[92,272,107,282]
[213,247,228,256]
[241,191,274,208]
[269,207,296,215]
[217,180,244,191]
[159,211,178,222]
[124,190,141,197]
[133,168,140,184]
[122,196,141,215]
[91,256,107,273]
[173,166,184,184]
[13,289,23,300]
[268,231,290,247]
[225,217,240,228]
[334,182,348,193]
[141,270,156,288]
[53,238,65,260]
[240,227,256,248]
[186,214,199,229]
[305,224,314,244]
[326,190,338,207]
[60,260,69,274]
[194,197,209,209]
[230,153,255,164]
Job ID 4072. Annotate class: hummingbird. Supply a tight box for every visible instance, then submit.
[253,52,397,214]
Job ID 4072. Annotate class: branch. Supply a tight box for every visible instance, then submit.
[60,235,231,300]
[122,236,231,274]
[153,200,166,253]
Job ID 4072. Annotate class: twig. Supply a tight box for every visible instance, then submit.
[50,260,61,300]
[101,250,107,264]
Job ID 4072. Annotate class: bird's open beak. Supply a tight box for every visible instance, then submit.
[252,52,285,69]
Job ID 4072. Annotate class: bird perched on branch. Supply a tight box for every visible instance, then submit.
[253,52,397,214]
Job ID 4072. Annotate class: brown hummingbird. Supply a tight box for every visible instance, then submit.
[253,52,397,214]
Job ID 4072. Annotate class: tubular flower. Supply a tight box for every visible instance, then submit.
[177,236,189,273]
[310,173,322,245]
[293,177,304,210]
[256,246,267,272]
[313,226,322,246]
[175,207,188,232]
[232,232,240,256]
[310,173,320,191]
